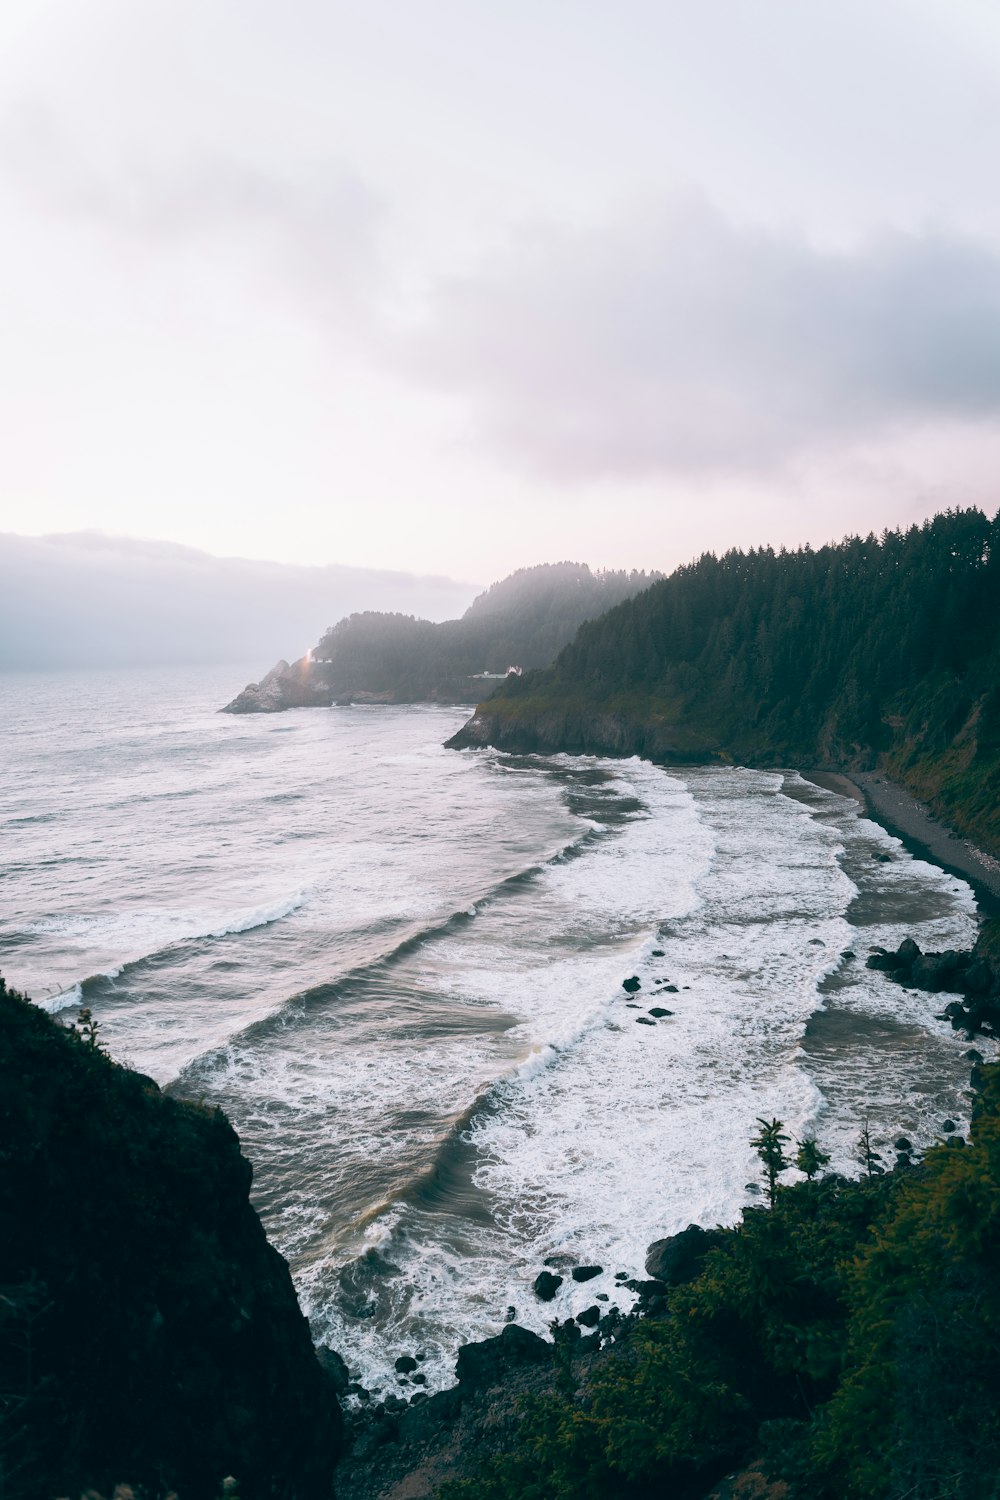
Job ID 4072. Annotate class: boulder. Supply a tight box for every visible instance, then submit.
[455,1323,551,1392]
[394,1355,418,1374]
[645,1223,725,1285]
[622,976,642,993]
[648,1007,673,1018]
[635,1016,656,1025]
[964,960,995,996]
[571,1265,603,1283]
[533,1270,563,1301]
[576,1306,601,1328]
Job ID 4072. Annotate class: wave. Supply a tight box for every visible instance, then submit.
[34,890,311,1013]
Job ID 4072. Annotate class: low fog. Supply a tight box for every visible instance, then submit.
[0,532,480,669]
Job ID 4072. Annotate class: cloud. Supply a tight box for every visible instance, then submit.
[0,104,383,329]
[8,109,1000,490]
[397,197,1000,479]
[0,533,480,669]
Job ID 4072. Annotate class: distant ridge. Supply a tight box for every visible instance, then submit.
[222,561,658,712]
[0,531,479,668]
[449,508,1000,857]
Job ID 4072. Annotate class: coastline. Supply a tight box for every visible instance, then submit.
[803,768,1000,916]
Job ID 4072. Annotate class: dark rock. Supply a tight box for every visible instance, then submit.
[877,852,892,863]
[396,1386,461,1444]
[942,1119,957,1133]
[636,1016,656,1025]
[394,1354,418,1373]
[0,976,341,1500]
[966,1049,985,1064]
[965,960,994,996]
[651,949,666,957]
[533,1270,563,1301]
[622,976,642,993]
[571,1265,603,1283]
[352,1423,395,1461]
[946,1135,967,1149]
[317,1344,350,1396]
[897,937,921,965]
[663,984,679,993]
[576,1305,601,1328]
[455,1323,551,1391]
[411,1372,427,1385]
[894,1138,913,1153]
[648,1007,673,1018]
[807,938,824,946]
[645,1222,726,1285]
[841,949,856,960]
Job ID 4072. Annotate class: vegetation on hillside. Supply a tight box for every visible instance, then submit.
[438,1063,1000,1500]
[478,509,1000,851]
[0,975,339,1500]
[310,562,656,700]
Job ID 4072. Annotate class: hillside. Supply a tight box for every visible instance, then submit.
[450,508,1000,857]
[0,976,341,1500]
[222,562,657,712]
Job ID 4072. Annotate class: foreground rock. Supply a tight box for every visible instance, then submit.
[0,976,341,1500]
[867,928,1000,1037]
[646,1223,726,1284]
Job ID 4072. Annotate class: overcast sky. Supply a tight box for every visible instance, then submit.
[2,0,1000,581]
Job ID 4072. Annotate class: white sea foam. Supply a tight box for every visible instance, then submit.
[4,675,992,1399]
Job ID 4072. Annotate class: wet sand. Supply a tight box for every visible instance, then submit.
[803,769,1000,915]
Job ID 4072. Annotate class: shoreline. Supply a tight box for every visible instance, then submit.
[802,768,1000,917]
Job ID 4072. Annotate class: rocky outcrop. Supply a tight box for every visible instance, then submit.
[222,657,334,713]
[445,702,717,761]
[0,977,342,1500]
[867,933,1000,1037]
[645,1223,726,1284]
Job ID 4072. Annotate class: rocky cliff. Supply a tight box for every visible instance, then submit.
[0,977,342,1500]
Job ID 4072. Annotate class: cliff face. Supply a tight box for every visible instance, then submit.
[446,700,720,762]
[448,511,1000,860]
[0,977,342,1500]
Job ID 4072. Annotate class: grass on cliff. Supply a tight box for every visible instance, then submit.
[439,1065,1000,1500]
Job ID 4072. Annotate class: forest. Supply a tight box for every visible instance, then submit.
[309,562,657,700]
[478,509,1000,852]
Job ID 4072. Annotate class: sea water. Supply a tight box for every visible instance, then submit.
[0,666,986,1395]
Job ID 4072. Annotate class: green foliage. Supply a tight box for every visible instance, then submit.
[855,1117,885,1177]
[795,1137,830,1181]
[71,1005,104,1052]
[484,507,1000,855]
[751,1117,791,1206]
[435,1068,1000,1500]
[311,562,658,700]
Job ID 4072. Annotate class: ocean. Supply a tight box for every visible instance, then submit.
[0,665,987,1397]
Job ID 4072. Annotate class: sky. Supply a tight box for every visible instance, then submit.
[2,0,1000,583]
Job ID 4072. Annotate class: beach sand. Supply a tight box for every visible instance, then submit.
[803,769,1000,915]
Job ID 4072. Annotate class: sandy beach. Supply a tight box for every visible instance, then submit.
[804,769,1000,915]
